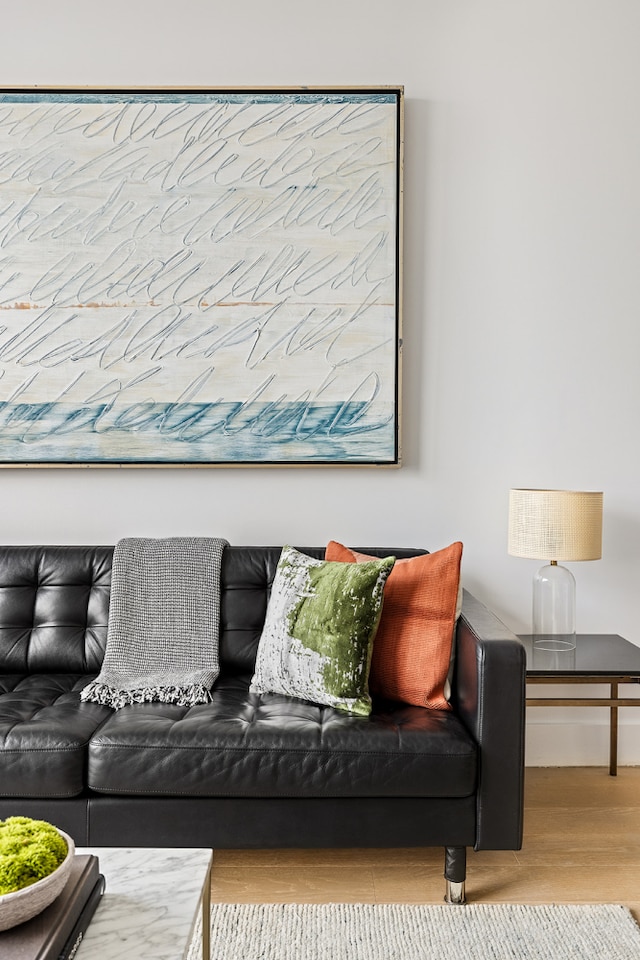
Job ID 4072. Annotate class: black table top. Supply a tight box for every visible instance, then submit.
[518,634,640,677]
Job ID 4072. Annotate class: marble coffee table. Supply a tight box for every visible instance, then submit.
[74,847,212,960]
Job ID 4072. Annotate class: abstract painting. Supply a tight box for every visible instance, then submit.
[0,88,403,465]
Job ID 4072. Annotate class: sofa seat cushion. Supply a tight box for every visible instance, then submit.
[0,674,113,798]
[87,675,477,799]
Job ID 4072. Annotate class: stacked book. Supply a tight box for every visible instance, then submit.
[0,855,104,960]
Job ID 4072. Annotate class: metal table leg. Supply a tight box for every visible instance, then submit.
[610,681,618,776]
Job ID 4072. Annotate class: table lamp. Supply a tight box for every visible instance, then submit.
[508,489,603,650]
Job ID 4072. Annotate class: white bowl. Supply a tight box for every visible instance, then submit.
[0,829,75,932]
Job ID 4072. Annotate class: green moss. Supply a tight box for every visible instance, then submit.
[0,817,68,895]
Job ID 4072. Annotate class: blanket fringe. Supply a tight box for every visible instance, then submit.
[80,681,214,709]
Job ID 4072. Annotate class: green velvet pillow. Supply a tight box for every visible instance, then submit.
[250,545,395,716]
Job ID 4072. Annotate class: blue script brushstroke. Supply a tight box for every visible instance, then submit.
[0,401,397,464]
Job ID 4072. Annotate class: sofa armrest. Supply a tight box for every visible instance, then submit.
[450,589,526,851]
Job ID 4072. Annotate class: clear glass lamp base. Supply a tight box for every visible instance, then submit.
[532,562,576,651]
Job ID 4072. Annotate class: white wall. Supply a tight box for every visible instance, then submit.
[2,0,640,764]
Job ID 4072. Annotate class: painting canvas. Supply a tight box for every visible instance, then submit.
[0,88,403,465]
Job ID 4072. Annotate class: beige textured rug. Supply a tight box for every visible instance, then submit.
[188,902,640,959]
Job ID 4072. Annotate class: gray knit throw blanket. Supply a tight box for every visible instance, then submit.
[81,537,228,709]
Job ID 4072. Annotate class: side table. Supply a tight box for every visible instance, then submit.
[519,634,640,776]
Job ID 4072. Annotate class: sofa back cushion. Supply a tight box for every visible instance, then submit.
[0,545,428,676]
[0,546,112,673]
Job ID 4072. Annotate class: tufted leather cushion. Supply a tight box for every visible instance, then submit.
[87,674,477,799]
[0,674,112,797]
[0,547,112,674]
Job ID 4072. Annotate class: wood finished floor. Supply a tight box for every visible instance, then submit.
[210,767,640,922]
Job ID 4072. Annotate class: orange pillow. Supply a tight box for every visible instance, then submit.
[325,541,463,710]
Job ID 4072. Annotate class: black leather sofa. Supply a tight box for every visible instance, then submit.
[0,545,526,903]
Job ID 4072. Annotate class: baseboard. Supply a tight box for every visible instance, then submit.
[525,717,640,766]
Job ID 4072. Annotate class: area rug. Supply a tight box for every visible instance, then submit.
[187,902,640,959]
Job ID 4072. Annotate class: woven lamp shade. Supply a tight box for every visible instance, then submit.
[508,489,603,561]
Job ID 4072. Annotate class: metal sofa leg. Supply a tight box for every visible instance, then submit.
[444,846,467,904]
